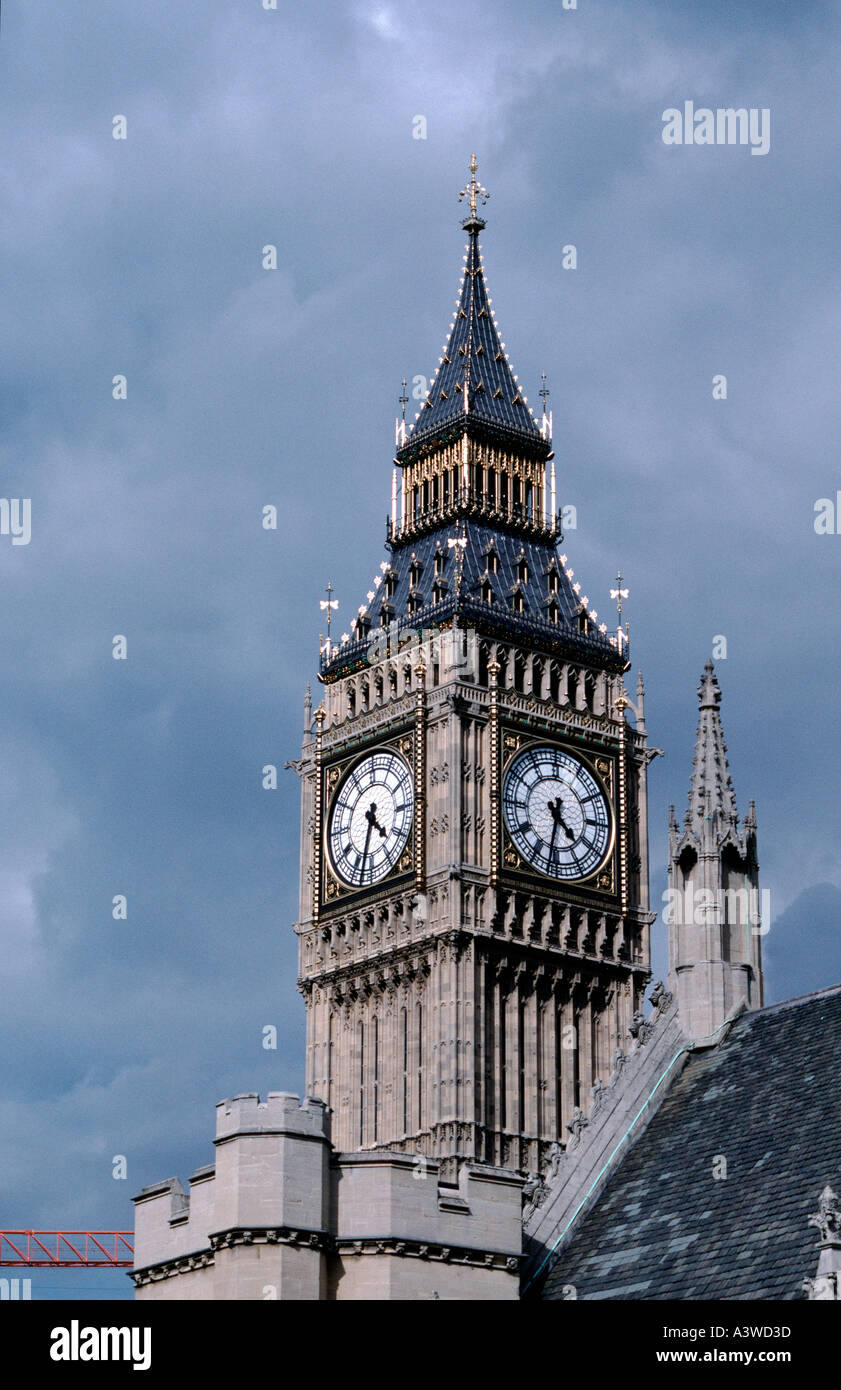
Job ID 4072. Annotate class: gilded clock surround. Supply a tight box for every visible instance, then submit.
[318,730,419,912]
[498,734,617,892]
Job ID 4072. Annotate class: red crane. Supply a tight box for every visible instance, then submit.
[0,1231,133,1268]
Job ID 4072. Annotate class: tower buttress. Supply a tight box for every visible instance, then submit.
[667,660,763,1042]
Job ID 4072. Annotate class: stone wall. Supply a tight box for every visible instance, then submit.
[132,1091,523,1301]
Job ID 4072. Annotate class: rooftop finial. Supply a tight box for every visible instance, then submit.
[395,379,409,448]
[686,659,738,824]
[448,521,468,600]
[698,658,722,710]
[609,571,630,653]
[539,371,553,444]
[319,581,338,658]
[458,153,489,230]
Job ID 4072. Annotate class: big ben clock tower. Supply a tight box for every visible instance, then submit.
[294,159,656,1177]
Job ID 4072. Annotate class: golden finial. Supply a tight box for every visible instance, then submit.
[458,153,490,222]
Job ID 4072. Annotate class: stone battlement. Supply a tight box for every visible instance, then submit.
[133,1090,523,1300]
[215,1091,330,1141]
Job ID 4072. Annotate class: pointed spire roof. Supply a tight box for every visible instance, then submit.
[399,157,546,459]
[687,660,738,824]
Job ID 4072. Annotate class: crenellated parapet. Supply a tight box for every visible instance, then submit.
[132,1091,523,1301]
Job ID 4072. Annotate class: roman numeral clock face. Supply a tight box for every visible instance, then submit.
[328,750,414,889]
[503,746,612,881]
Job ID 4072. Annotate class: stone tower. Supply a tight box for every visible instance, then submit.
[293,159,656,1177]
[666,660,763,1042]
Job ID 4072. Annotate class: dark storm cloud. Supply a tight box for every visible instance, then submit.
[1,0,839,1290]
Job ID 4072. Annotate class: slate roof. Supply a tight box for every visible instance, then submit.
[320,519,626,680]
[398,221,546,458]
[540,984,841,1301]
[374,523,576,626]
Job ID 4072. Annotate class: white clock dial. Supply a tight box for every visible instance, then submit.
[328,750,414,888]
[503,746,612,881]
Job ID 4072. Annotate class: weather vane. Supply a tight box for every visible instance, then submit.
[609,571,630,652]
[458,153,490,219]
[539,371,553,444]
[319,581,339,653]
[399,378,409,421]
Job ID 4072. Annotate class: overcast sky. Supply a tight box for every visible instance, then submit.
[1,0,839,1299]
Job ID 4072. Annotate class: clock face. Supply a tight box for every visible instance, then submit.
[328,749,414,889]
[503,745,612,881]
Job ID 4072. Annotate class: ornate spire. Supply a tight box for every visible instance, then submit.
[688,659,737,825]
[320,159,628,683]
[667,660,763,1041]
[400,156,544,456]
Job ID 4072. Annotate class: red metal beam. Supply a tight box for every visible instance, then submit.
[0,1231,133,1268]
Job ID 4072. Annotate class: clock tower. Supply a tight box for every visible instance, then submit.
[294,159,656,1177]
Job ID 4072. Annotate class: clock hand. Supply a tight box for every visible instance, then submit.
[361,803,377,881]
[366,801,388,838]
[548,796,576,842]
[548,816,559,864]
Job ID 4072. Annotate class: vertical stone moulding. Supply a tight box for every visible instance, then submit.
[313,705,326,924]
[488,659,500,888]
[414,660,427,892]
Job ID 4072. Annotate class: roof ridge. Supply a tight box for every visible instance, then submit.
[750,981,841,1017]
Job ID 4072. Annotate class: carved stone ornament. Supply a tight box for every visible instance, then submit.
[628,1009,653,1045]
[809,1186,841,1244]
[566,1106,589,1144]
[522,1172,547,1216]
[803,1186,841,1300]
[648,979,673,1013]
[545,1141,564,1180]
